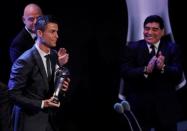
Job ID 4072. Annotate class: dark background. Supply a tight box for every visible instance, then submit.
[0,0,186,130]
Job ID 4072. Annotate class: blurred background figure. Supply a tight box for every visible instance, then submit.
[120,15,182,131]
[9,3,43,63]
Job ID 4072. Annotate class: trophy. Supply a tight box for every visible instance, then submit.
[52,66,70,103]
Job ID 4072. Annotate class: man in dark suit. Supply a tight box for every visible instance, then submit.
[8,15,70,131]
[9,3,43,63]
[120,15,182,131]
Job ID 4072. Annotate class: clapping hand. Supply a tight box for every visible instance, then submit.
[146,56,157,73]
[156,51,165,70]
[58,48,69,66]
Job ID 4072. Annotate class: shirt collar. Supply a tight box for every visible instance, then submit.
[25,26,36,40]
[35,43,50,57]
[147,40,160,49]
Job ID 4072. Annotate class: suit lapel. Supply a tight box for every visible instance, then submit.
[141,41,151,64]
[32,46,49,88]
[22,28,35,48]
[157,40,166,55]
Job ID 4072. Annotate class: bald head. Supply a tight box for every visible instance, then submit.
[23,4,42,17]
[23,3,43,33]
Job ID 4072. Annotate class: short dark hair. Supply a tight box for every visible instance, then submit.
[144,15,164,29]
[35,15,58,32]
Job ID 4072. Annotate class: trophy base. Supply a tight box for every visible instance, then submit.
[52,96,59,104]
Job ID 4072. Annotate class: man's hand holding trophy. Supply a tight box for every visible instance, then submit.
[43,48,70,108]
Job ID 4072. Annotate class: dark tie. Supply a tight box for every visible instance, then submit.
[45,54,55,96]
[150,45,156,56]
[45,54,52,82]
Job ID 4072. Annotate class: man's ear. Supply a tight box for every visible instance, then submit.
[22,16,26,24]
[161,29,165,36]
[37,30,43,37]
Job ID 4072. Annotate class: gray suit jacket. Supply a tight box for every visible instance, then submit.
[8,46,58,131]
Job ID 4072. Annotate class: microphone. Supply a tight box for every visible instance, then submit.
[121,100,142,131]
[114,103,134,131]
[113,103,124,114]
[121,100,130,111]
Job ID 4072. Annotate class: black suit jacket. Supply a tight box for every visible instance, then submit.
[9,28,35,64]
[120,39,182,127]
[0,82,13,131]
[8,46,59,131]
